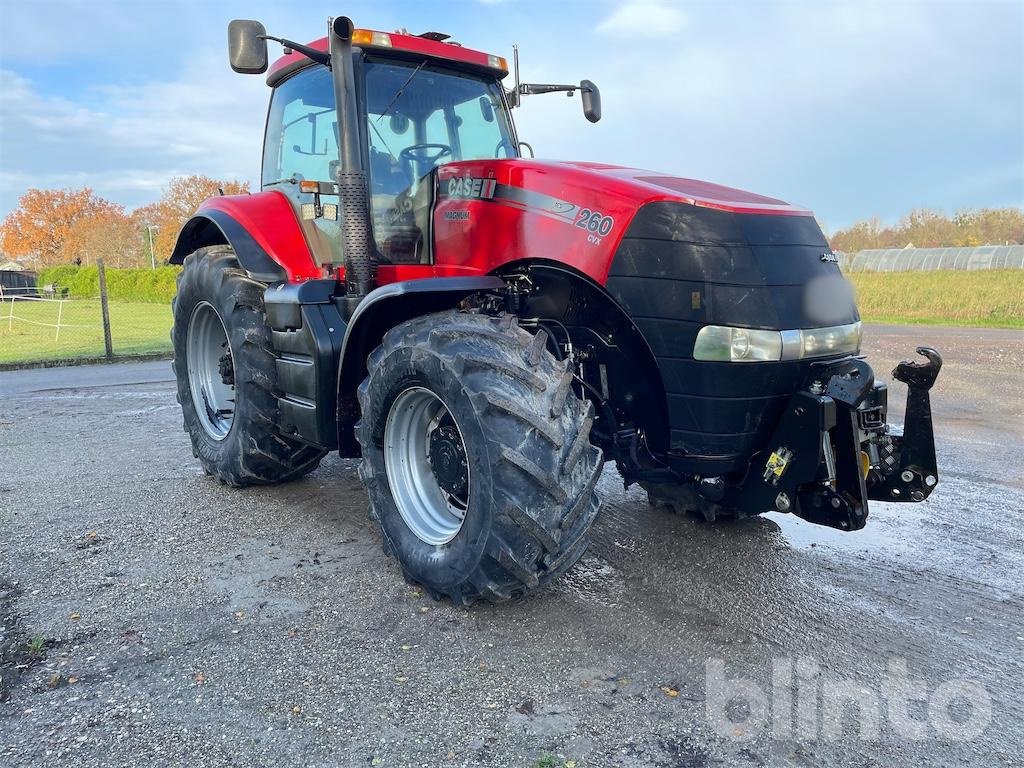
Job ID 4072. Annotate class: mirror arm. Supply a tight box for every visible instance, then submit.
[518,83,583,97]
[508,44,522,108]
[259,34,331,67]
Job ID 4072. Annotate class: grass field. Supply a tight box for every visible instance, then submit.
[0,298,172,364]
[849,269,1024,329]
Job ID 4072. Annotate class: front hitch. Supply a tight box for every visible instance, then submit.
[727,347,942,532]
[867,347,942,503]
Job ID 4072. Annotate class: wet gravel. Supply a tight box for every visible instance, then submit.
[0,325,1021,767]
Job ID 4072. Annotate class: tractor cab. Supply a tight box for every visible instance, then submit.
[258,28,520,268]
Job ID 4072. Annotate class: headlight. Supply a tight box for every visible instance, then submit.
[800,322,863,358]
[693,321,862,362]
[693,325,783,362]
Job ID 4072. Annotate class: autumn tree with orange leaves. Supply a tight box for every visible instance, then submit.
[1,176,249,268]
[137,175,249,264]
[0,188,128,267]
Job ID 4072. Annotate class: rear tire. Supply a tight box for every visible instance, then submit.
[171,246,327,486]
[356,311,604,605]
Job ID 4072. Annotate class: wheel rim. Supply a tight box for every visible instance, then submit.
[186,301,235,441]
[384,387,470,545]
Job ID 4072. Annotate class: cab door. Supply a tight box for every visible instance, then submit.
[262,66,343,267]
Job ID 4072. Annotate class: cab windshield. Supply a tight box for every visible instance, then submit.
[261,58,515,266]
[363,57,516,263]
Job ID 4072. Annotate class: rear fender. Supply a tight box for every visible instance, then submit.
[169,191,320,283]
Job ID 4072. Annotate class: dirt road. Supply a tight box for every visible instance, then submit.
[1,325,1021,767]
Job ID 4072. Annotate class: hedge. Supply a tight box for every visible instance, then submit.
[36,265,181,303]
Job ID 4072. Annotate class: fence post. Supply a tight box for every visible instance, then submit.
[55,299,64,342]
[97,259,114,359]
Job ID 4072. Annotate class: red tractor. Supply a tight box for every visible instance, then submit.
[170,17,943,604]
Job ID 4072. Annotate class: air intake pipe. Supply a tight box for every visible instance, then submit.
[329,16,374,317]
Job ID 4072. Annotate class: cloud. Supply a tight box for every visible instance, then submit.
[0,55,267,216]
[0,0,1020,229]
[516,1,1022,229]
[596,1,687,37]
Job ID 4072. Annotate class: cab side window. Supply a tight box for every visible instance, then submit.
[263,68,337,185]
[262,68,342,265]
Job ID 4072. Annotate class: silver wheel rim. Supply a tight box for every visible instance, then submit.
[384,387,470,545]
[186,301,235,441]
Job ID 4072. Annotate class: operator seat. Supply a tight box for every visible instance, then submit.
[369,147,412,195]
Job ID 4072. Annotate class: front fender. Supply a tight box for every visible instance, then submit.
[169,191,320,283]
[336,276,507,455]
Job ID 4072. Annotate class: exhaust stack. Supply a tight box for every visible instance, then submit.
[329,16,375,317]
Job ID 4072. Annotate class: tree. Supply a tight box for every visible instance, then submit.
[0,188,122,267]
[829,207,1024,252]
[829,216,891,252]
[954,208,1024,246]
[899,209,957,249]
[64,208,145,268]
[141,175,250,263]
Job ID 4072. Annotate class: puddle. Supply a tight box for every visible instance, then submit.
[556,554,628,607]
[765,505,922,556]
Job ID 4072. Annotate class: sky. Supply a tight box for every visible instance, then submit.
[0,0,1021,232]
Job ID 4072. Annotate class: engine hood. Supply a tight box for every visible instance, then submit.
[518,160,811,217]
[431,158,816,286]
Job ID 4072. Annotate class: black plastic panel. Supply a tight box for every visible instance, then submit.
[606,202,856,472]
[656,356,809,398]
[611,240,843,286]
[666,391,790,434]
[169,209,288,283]
[622,202,829,246]
[265,281,346,449]
[607,275,819,329]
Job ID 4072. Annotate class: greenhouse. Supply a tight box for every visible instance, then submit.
[839,244,1024,272]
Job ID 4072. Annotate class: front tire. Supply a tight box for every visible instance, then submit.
[356,311,604,605]
[171,246,327,486]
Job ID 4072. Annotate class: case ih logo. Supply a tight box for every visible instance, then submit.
[446,177,497,200]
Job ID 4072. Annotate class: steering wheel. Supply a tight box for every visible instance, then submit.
[399,143,452,166]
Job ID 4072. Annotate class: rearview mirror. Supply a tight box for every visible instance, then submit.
[228,19,269,74]
[580,80,601,123]
[479,96,495,123]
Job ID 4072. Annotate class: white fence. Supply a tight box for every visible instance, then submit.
[0,287,100,342]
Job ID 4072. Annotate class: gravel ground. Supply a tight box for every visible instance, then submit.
[0,324,1021,767]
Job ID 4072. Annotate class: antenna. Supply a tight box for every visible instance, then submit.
[511,44,521,108]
